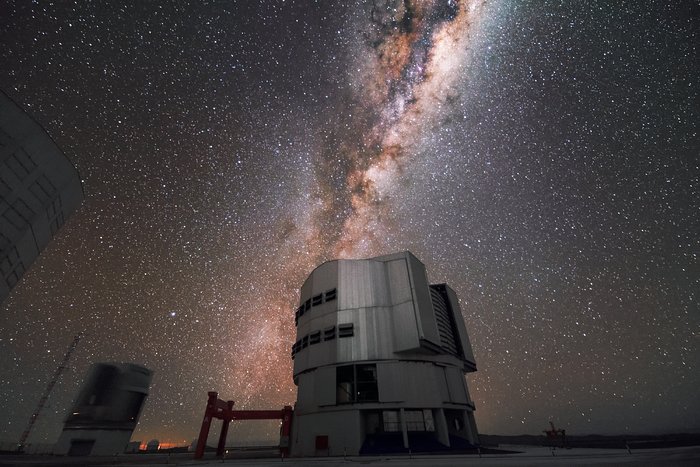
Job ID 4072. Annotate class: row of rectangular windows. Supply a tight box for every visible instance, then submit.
[0,232,9,253]
[295,288,337,325]
[1,149,38,183]
[0,246,25,289]
[1,171,57,208]
[1,195,63,236]
[291,323,354,359]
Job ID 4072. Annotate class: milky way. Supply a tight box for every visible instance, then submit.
[0,0,697,447]
[333,0,488,259]
[225,0,491,411]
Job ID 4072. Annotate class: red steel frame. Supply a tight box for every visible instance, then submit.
[194,391,293,459]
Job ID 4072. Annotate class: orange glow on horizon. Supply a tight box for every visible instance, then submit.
[138,440,189,451]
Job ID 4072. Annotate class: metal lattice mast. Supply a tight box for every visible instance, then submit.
[17,333,83,450]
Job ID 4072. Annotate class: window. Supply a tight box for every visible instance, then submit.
[1,247,21,282]
[323,326,336,341]
[49,212,64,236]
[336,365,354,403]
[6,150,37,180]
[404,410,428,431]
[47,196,62,220]
[382,411,400,432]
[301,335,309,349]
[0,128,11,148]
[336,364,378,404]
[0,256,12,277]
[356,364,378,401]
[5,265,24,288]
[12,199,34,222]
[380,410,435,432]
[0,248,19,276]
[325,288,337,301]
[0,177,9,198]
[29,174,56,205]
[0,232,9,253]
[312,294,323,306]
[338,323,354,338]
[2,206,26,230]
[309,331,321,345]
[304,299,311,312]
[423,409,435,431]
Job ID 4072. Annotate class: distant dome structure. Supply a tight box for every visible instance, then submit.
[53,363,153,456]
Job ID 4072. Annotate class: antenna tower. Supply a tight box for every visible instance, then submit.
[17,332,83,451]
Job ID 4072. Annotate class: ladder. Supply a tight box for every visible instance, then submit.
[17,333,83,451]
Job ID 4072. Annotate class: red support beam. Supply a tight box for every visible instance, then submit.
[216,400,234,457]
[193,391,294,460]
[194,392,218,460]
[280,405,293,457]
[230,410,285,420]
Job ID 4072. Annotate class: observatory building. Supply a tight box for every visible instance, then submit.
[54,363,153,456]
[0,90,83,303]
[290,251,478,456]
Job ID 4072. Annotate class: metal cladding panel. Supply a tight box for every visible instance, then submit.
[295,372,316,410]
[293,340,310,376]
[337,330,355,363]
[402,364,424,403]
[377,362,404,402]
[294,311,339,377]
[386,258,421,352]
[314,366,335,407]
[386,257,412,303]
[378,361,453,406]
[300,260,338,302]
[406,253,442,347]
[445,285,477,368]
[445,366,468,404]
[437,366,451,402]
[390,301,421,353]
[338,259,390,309]
[291,411,363,456]
[296,298,339,346]
[300,273,313,303]
[399,363,442,405]
[336,308,362,362]
[306,338,335,371]
[354,306,394,360]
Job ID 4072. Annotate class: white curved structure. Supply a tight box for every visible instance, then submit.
[290,251,478,456]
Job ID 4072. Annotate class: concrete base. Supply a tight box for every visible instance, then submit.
[53,429,132,456]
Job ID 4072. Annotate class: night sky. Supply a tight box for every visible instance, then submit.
[1,0,698,447]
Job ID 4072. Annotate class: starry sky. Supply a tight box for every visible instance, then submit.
[1,0,698,447]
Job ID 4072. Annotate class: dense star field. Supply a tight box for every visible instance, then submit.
[0,0,698,446]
